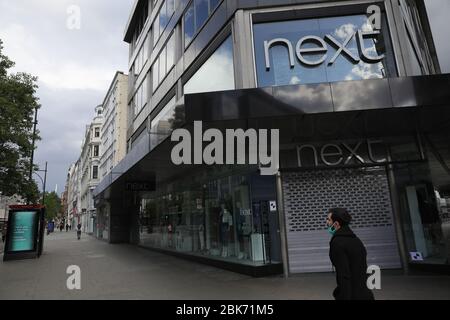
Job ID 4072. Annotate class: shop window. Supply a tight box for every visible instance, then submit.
[183,36,234,95]
[137,172,277,266]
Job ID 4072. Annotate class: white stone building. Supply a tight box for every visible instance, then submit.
[80,105,104,234]
[100,71,129,178]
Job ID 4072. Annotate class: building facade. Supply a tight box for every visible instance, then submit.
[80,106,104,235]
[94,0,450,276]
[96,72,129,240]
[100,72,129,179]
[66,162,80,228]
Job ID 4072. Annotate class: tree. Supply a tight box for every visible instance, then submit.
[43,192,61,221]
[0,39,41,203]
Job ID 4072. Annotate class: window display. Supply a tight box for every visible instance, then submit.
[138,171,280,266]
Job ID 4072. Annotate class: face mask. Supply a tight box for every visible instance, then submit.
[327,223,337,236]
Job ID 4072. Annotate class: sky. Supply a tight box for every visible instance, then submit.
[0,0,134,195]
[0,0,449,197]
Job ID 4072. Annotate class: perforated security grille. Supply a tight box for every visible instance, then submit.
[283,168,393,232]
[282,167,401,273]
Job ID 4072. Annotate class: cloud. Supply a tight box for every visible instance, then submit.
[0,0,134,193]
[333,23,357,40]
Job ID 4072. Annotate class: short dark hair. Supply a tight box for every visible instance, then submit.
[329,208,352,227]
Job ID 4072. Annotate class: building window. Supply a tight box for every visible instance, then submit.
[184,0,222,48]
[150,96,181,149]
[134,74,150,117]
[152,32,176,92]
[133,0,149,51]
[93,145,99,157]
[152,0,176,48]
[184,35,234,95]
[253,13,397,87]
[134,33,150,78]
[195,0,209,33]
[184,3,195,47]
[94,127,100,138]
[92,166,98,179]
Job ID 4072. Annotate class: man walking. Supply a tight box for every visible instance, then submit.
[326,208,374,300]
[76,223,82,240]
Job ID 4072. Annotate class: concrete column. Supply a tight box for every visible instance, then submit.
[233,10,257,89]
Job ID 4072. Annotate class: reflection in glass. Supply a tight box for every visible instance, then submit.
[138,173,273,266]
[159,47,167,81]
[253,14,395,87]
[166,33,175,72]
[160,1,168,31]
[195,0,209,31]
[150,96,180,148]
[153,14,160,46]
[184,3,195,47]
[209,0,220,12]
[184,36,235,95]
[152,58,159,92]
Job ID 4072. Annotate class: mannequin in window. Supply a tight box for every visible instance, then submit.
[219,204,233,257]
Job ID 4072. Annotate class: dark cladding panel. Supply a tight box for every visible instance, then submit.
[389,77,418,108]
[186,89,246,121]
[185,75,450,123]
[331,78,393,112]
[272,83,333,114]
[390,75,450,108]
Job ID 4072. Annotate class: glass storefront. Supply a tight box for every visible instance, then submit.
[394,133,450,266]
[138,171,280,266]
[96,204,110,240]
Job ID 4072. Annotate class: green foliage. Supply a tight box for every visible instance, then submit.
[0,39,41,203]
[43,192,61,220]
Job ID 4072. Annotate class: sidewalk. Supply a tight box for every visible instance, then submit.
[0,231,449,300]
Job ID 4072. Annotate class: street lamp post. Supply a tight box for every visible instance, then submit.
[34,162,47,258]
[34,162,48,205]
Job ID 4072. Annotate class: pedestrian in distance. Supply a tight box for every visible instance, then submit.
[66,224,69,232]
[326,208,374,300]
[77,223,82,240]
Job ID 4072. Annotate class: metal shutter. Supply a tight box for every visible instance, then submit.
[282,167,401,273]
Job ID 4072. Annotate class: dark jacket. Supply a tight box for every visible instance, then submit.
[329,226,374,300]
